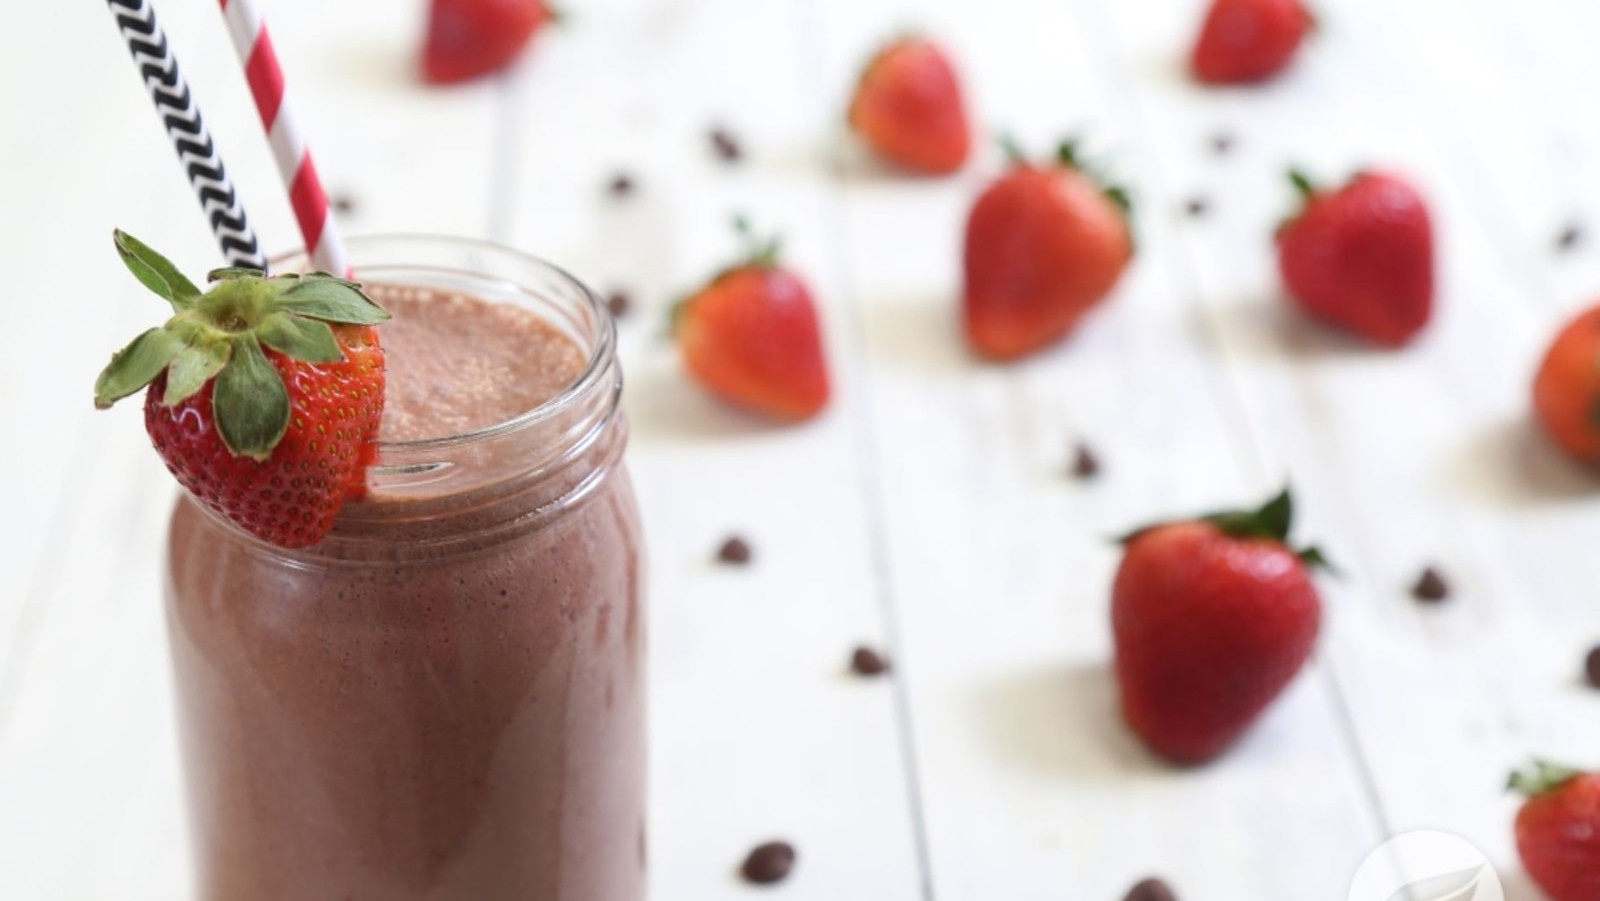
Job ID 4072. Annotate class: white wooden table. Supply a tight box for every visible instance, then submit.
[4,0,1599,897]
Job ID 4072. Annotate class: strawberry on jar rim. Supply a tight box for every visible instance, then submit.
[422,0,556,85]
[963,137,1134,361]
[1191,0,1314,85]
[673,217,831,422]
[94,231,389,549]
[1112,488,1330,765]
[1277,168,1435,347]
[1510,761,1600,901]
[847,35,972,175]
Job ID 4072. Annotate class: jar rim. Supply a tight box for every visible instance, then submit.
[270,233,618,455]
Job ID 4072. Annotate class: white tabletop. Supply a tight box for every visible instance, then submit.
[4,0,1599,897]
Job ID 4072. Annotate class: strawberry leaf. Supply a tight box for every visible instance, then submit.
[161,341,231,407]
[1508,760,1587,797]
[276,277,390,325]
[257,313,344,363]
[213,335,290,460]
[998,133,1027,165]
[1204,487,1293,541]
[94,327,186,409]
[114,230,200,310]
[1288,168,1318,203]
[208,266,266,282]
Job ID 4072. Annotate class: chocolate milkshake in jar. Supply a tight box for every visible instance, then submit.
[160,236,645,901]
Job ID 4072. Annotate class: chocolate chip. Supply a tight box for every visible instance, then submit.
[709,126,743,163]
[1124,877,1177,901]
[716,536,752,565]
[1185,197,1209,218]
[1210,132,1234,156]
[606,291,632,319]
[850,646,890,677]
[330,192,357,215]
[1070,442,1101,480]
[1410,566,1450,603]
[608,172,635,197]
[740,841,795,884]
[1558,222,1584,253]
[1585,646,1600,689]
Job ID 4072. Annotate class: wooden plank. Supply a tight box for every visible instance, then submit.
[811,0,1384,897]
[500,0,927,896]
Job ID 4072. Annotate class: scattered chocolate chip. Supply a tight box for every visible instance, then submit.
[1210,132,1234,156]
[608,172,635,197]
[716,536,752,565]
[1070,442,1101,480]
[606,290,632,319]
[1124,877,1177,901]
[1185,197,1209,218]
[1410,566,1450,603]
[330,192,357,215]
[1585,646,1600,689]
[1557,222,1584,253]
[740,841,795,885]
[850,646,890,677]
[709,126,743,163]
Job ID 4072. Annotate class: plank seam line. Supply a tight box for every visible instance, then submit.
[789,2,937,896]
[0,426,106,753]
[487,65,524,245]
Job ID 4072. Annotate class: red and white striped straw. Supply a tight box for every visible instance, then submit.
[216,0,347,275]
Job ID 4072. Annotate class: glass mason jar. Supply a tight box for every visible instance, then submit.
[163,237,645,901]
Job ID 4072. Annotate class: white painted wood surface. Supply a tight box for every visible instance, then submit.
[2,0,1596,897]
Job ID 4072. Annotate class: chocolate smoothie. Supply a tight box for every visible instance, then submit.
[165,272,644,901]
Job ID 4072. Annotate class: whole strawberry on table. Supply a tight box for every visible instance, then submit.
[1532,304,1600,466]
[422,0,557,85]
[1277,169,1435,347]
[847,34,972,175]
[1190,0,1314,85]
[674,218,831,422]
[1113,488,1329,764]
[1510,761,1600,901]
[963,138,1134,361]
[94,231,389,549]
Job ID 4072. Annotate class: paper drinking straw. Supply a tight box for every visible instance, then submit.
[106,0,268,269]
[215,0,347,275]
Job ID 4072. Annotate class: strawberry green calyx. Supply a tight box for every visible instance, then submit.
[1288,168,1319,203]
[730,214,783,270]
[93,230,389,461]
[1056,139,1134,219]
[1509,760,1588,797]
[1120,486,1336,572]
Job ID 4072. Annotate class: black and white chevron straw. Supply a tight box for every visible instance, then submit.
[106,0,267,269]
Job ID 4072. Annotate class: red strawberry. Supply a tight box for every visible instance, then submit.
[674,219,830,421]
[963,140,1134,360]
[422,0,555,85]
[847,36,972,175]
[1191,0,1313,85]
[1511,761,1600,901]
[1277,169,1435,347]
[94,231,389,549]
[1112,489,1328,764]
[1532,305,1600,465]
